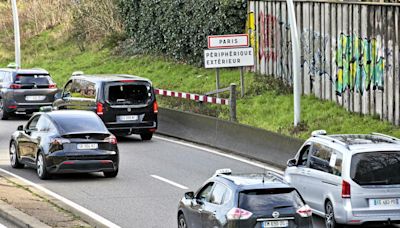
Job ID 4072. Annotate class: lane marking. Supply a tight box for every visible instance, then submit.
[0,224,7,228]
[150,175,189,190]
[0,168,121,228]
[154,135,284,174]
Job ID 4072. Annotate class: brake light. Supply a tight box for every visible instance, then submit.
[97,102,104,115]
[8,105,17,109]
[49,84,57,89]
[342,180,351,198]
[296,205,312,217]
[105,135,117,145]
[153,100,158,113]
[226,208,253,220]
[9,84,22,89]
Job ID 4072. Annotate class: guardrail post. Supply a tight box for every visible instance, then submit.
[229,83,237,122]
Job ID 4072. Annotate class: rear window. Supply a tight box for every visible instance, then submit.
[54,115,108,134]
[107,83,152,105]
[239,188,304,215]
[351,151,400,185]
[15,74,53,88]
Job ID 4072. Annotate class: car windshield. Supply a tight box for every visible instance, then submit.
[53,114,108,134]
[238,188,304,216]
[107,82,151,105]
[15,74,53,85]
[351,151,400,185]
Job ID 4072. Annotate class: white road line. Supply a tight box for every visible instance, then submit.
[0,168,121,228]
[150,175,189,190]
[0,224,7,228]
[154,135,284,174]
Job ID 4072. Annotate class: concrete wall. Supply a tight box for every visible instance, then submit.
[248,0,400,125]
[158,108,304,168]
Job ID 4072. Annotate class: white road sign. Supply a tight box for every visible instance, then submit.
[204,47,254,69]
[207,34,249,49]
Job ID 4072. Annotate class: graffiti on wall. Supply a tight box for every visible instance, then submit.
[301,29,330,78]
[336,34,385,95]
[259,12,279,62]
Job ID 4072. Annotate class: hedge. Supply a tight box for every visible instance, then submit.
[118,0,247,66]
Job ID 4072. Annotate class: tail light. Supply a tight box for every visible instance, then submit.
[105,135,117,145]
[51,138,70,145]
[296,205,312,217]
[9,84,22,89]
[226,208,253,220]
[48,84,57,89]
[153,100,158,113]
[342,180,351,198]
[96,102,104,115]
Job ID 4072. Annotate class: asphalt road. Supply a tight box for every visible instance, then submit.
[0,115,342,228]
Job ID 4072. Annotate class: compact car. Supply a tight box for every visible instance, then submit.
[0,67,58,119]
[178,169,313,228]
[285,130,400,227]
[9,110,119,179]
[53,72,158,140]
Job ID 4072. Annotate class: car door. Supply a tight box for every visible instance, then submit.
[186,182,214,228]
[202,182,231,228]
[17,115,41,164]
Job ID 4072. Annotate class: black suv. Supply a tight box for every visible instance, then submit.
[53,73,158,140]
[0,68,58,119]
[178,169,313,228]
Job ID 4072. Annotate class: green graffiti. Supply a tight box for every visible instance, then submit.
[336,34,385,95]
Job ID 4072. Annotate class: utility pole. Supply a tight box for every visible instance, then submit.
[11,0,21,69]
[286,0,301,126]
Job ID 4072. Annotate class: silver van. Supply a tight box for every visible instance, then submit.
[284,130,400,227]
[0,68,57,120]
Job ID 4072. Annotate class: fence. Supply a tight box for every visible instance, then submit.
[248,0,400,125]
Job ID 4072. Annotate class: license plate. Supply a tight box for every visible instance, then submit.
[25,95,46,101]
[119,115,138,121]
[77,143,98,150]
[369,198,400,208]
[262,220,288,228]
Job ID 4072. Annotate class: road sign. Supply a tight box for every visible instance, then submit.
[204,47,254,69]
[207,34,249,49]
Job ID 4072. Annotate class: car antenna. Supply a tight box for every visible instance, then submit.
[262,167,266,184]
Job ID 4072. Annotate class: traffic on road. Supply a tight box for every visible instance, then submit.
[1,68,400,228]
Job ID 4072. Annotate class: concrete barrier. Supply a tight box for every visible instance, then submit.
[158,108,305,168]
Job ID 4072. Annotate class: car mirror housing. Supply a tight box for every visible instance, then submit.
[17,125,23,131]
[184,191,194,200]
[54,91,62,100]
[287,158,297,167]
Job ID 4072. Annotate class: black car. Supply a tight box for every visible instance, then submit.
[53,73,158,140]
[9,110,119,179]
[0,67,58,120]
[178,169,313,228]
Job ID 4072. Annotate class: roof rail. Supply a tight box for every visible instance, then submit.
[72,71,84,76]
[31,67,46,71]
[313,134,350,150]
[266,171,284,181]
[371,132,400,141]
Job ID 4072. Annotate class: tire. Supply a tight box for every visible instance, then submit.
[178,213,187,228]
[140,133,153,141]
[36,153,50,180]
[0,98,10,120]
[103,168,118,178]
[325,201,341,228]
[9,141,24,168]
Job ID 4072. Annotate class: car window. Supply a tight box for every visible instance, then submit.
[0,71,4,83]
[63,80,73,97]
[222,188,232,204]
[36,116,51,132]
[27,115,41,131]
[330,151,343,176]
[107,82,152,105]
[297,144,311,166]
[197,182,214,202]
[309,143,333,173]
[209,183,227,205]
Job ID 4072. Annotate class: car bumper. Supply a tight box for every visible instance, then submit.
[339,203,400,225]
[106,121,157,134]
[5,102,53,113]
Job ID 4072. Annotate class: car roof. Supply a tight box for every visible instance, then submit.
[215,173,291,191]
[71,74,152,84]
[0,68,49,75]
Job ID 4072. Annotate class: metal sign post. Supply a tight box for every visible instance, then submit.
[216,68,220,98]
[240,67,244,98]
[11,0,21,69]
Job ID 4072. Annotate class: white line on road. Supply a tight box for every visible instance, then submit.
[0,224,7,228]
[150,175,189,190]
[0,168,121,228]
[154,135,284,174]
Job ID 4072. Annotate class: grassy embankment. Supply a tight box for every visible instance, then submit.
[1,27,399,140]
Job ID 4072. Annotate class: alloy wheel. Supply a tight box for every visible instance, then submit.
[10,143,16,166]
[37,154,44,177]
[325,202,335,228]
[178,215,187,228]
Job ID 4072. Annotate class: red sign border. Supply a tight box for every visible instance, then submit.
[207,34,249,49]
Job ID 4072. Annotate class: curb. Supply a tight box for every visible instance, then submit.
[0,200,51,228]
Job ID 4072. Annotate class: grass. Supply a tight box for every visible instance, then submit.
[1,26,400,140]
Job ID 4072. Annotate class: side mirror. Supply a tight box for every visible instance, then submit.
[54,91,62,100]
[63,91,71,98]
[17,125,23,131]
[287,158,297,167]
[184,191,194,200]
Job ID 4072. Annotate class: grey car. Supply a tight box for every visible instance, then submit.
[0,68,57,120]
[284,130,400,227]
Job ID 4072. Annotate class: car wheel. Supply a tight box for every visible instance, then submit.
[140,133,153,141]
[0,98,10,120]
[36,153,50,180]
[9,141,24,168]
[103,168,118,178]
[178,213,187,228]
[325,201,340,228]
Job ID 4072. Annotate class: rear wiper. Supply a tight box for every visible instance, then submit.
[273,205,293,209]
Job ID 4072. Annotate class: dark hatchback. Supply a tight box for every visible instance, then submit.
[53,73,158,140]
[0,68,58,119]
[178,170,312,228]
[9,110,119,179]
